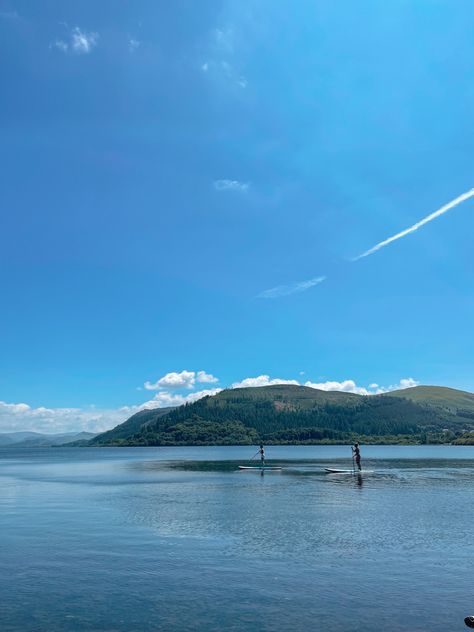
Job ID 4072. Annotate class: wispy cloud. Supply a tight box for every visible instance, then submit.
[52,40,69,53]
[353,188,474,261]
[200,27,248,89]
[202,60,248,90]
[258,276,326,299]
[214,179,249,193]
[214,28,234,53]
[51,27,99,54]
[259,188,474,299]
[129,38,140,52]
[71,27,98,53]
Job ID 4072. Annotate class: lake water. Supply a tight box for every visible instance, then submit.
[1,445,474,631]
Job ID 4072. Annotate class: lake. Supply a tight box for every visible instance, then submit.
[1,445,474,631]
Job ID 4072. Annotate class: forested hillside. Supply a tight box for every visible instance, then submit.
[90,385,474,446]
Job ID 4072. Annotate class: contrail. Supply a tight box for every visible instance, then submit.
[353,188,474,261]
[258,276,326,299]
[258,187,474,299]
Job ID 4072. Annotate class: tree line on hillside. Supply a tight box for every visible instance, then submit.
[149,394,463,435]
[91,392,474,446]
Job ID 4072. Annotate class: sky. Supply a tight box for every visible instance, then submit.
[1,0,474,433]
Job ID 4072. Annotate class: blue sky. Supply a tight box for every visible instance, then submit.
[1,0,474,432]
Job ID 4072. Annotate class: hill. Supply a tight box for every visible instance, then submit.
[385,385,474,417]
[0,432,43,446]
[88,407,174,445]
[0,431,97,447]
[90,384,474,446]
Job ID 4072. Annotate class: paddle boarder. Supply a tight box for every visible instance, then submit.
[352,442,361,471]
[259,444,265,467]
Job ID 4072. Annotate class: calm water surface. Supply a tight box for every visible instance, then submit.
[1,445,474,631]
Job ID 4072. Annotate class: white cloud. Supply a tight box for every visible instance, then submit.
[214,179,249,192]
[181,388,222,404]
[51,27,99,54]
[144,370,197,390]
[304,379,374,396]
[197,371,219,384]
[0,388,221,435]
[230,375,419,396]
[138,388,223,410]
[0,401,127,435]
[144,370,219,390]
[231,375,300,389]
[0,401,31,414]
[0,373,419,435]
[304,377,419,395]
[389,377,419,391]
[143,392,187,408]
[258,276,327,299]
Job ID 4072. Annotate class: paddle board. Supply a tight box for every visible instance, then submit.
[324,468,373,474]
[238,466,282,471]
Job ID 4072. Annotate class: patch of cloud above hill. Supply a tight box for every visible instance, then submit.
[0,375,419,434]
[303,377,419,396]
[0,400,125,435]
[144,370,219,390]
[231,375,300,388]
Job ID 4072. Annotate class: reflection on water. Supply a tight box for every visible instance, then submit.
[1,445,474,631]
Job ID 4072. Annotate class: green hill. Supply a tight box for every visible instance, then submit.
[91,384,474,446]
[89,407,175,445]
[385,385,474,416]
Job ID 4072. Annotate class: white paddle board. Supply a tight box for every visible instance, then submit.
[238,466,282,471]
[324,468,373,474]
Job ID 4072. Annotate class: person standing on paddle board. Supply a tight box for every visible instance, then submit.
[352,442,361,471]
[259,444,265,467]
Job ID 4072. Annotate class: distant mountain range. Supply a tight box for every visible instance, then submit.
[0,431,97,448]
[88,384,474,446]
